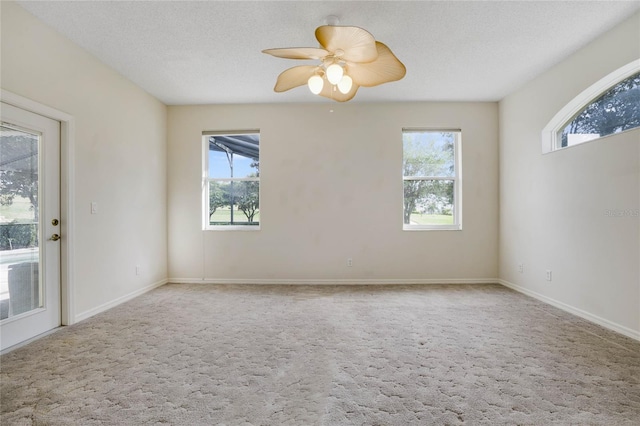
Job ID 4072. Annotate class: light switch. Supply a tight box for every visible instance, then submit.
[91,201,98,214]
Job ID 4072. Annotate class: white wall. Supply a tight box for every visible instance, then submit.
[168,102,498,283]
[499,12,640,338]
[1,2,168,319]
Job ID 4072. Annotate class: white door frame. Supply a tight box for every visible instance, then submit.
[1,89,75,326]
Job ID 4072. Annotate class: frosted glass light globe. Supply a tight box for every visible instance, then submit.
[326,64,344,85]
[337,75,353,94]
[307,75,324,95]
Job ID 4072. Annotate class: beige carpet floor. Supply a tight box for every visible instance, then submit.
[1,283,639,425]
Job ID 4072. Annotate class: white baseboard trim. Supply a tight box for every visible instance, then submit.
[498,279,640,342]
[169,278,499,285]
[75,278,169,323]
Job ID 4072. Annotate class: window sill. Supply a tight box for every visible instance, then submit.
[403,225,462,231]
[205,226,260,231]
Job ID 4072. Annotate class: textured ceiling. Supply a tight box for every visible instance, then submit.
[16,1,640,105]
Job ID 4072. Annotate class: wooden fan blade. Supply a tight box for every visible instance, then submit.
[346,42,406,87]
[315,25,378,63]
[318,82,360,102]
[274,65,319,92]
[262,47,328,60]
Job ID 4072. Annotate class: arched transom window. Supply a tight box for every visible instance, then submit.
[560,71,639,147]
[542,60,640,153]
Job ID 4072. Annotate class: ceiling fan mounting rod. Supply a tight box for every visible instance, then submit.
[325,15,340,26]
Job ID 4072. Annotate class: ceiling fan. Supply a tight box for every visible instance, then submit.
[262,24,406,102]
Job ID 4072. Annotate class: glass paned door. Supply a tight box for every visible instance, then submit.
[0,102,60,351]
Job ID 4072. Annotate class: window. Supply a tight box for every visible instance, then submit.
[559,71,639,147]
[402,129,461,230]
[203,131,260,229]
[542,60,640,153]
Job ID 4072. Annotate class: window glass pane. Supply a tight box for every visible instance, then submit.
[403,180,454,226]
[208,180,226,222]
[208,134,260,178]
[403,131,455,177]
[208,151,259,179]
[1,126,41,319]
[209,150,230,179]
[559,71,640,147]
[232,180,260,225]
[209,180,260,226]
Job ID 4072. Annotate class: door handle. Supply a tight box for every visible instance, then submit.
[50,234,61,241]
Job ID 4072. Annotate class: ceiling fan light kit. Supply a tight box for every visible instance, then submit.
[263,25,406,102]
[325,63,344,86]
[308,75,324,94]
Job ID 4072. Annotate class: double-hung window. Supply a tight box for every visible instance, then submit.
[402,129,461,230]
[203,131,260,229]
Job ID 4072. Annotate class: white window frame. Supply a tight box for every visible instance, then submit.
[202,130,260,231]
[402,128,462,231]
[541,59,640,154]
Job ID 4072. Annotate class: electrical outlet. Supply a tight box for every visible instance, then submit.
[347,258,353,267]
[545,270,552,281]
[518,263,524,273]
